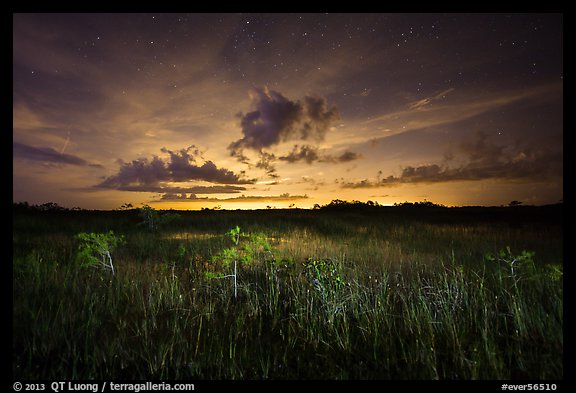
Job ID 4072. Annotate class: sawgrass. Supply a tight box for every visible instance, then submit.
[13,206,562,379]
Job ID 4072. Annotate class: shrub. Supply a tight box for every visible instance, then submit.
[75,231,125,275]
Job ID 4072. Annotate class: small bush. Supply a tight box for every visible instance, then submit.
[75,231,125,275]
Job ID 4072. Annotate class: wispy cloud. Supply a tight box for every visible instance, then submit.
[408,88,455,109]
[323,82,562,157]
[13,141,102,167]
[365,83,560,135]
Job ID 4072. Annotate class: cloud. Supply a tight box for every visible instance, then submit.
[279,145,319,164]
[160,193,206,201]
[360,83,561,144]
[336,151,362,162]
[255,150,279,178]
[229,86,339,155]
[227,87,354,178]
[158,192,308,203]
[13,141,102,167]
[97,145,255,192]
[100,184,246,194]
[408,88,455,110]
[235,143,362,180]
[159,146,243,183]
[341,132,562,188]
[279,145,362,164]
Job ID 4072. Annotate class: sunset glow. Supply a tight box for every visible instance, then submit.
[13,13,563,210]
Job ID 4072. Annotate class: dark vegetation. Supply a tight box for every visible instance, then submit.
[13,201,563,379]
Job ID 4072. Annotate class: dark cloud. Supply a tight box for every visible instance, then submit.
[232,150,279,178]
[227,88,354,178]
[229,87,339,156]
[255,151,278,178]
[459,131,507,166]
[341,133,562,188]
[279,145,319,164]
[279,145,362,164]
[158,192,308,203]
[335,151,362,163]
[160,193,205,201]
[99,184,246,194]
[13,141,102,167]
[97,145,255,192]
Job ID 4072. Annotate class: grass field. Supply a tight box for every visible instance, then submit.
[12,203,563,379]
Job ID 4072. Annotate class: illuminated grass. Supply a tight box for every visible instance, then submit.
[13,207,563,379]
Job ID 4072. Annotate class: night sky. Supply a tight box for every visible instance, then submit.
[13,13,563,210]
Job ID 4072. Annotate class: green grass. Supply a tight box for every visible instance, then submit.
[13,207,563,379]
